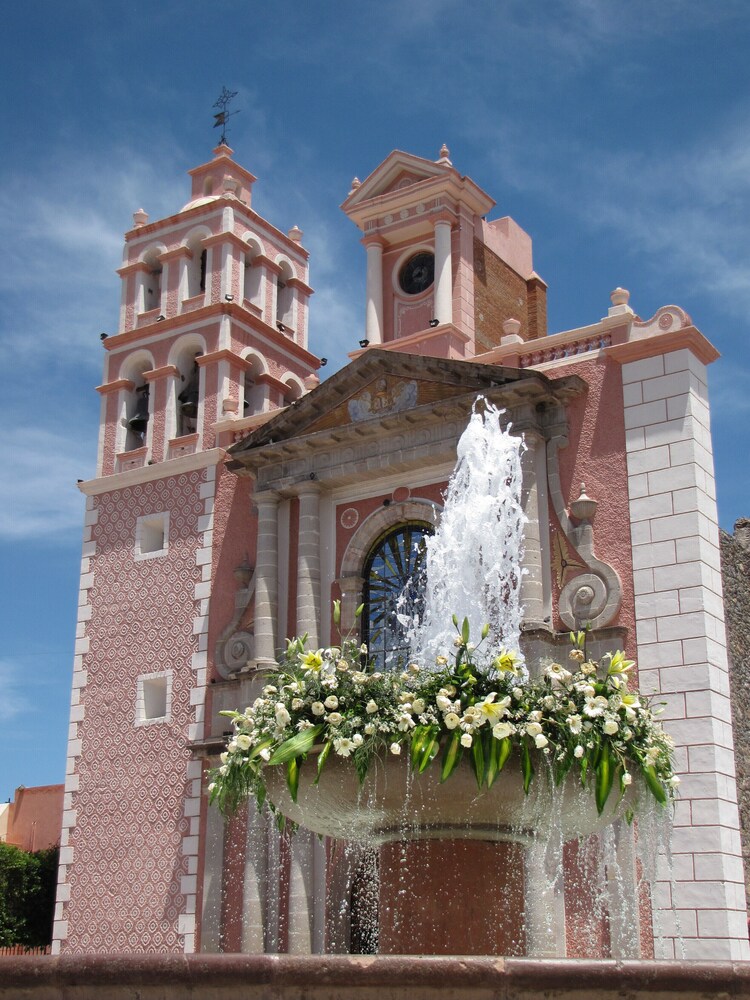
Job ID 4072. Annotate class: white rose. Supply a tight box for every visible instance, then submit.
[275,704,291,727]
[324,695,339,710]
[622,772,632,786]
[236,734,251,751]
[366,700,379,714]
[291,698,304,710]
[390,743,401,755]
[534,734,548,749]
[352,734,364,747]
[460,733,473,748]
[327,712,343,727]
[311,702,325,716]
[436,694,452,712]
[364,723,376,736]
[411,698,425,715]
[525,722,543,737]
[259,748,271,762]
[492,722,514,740]
[602,718,618,735]
[444,712,460,730]
[573,745,584,759]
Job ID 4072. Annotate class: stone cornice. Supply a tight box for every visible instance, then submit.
[79,448,226,495]
[605,325,719,367]
[144,364,179,381]
[96,378,134,395]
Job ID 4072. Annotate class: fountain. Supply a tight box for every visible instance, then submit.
[212,397,676,958]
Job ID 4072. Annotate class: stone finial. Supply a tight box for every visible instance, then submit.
[213,143,234,158]
[132,208,149,228]
[610,287,630,307]
[570,483,598,523]
[437,143,452,167]
[349,177,361,195]
[501,317,523,345]
[304,373,320,391]
[288,225,303,243]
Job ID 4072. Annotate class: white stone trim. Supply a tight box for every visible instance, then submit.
[52,495,98,955]
[178,462,218,953]
[622,347,748,959]
[78,448,226,495]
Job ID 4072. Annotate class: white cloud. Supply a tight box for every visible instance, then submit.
[0,660,28,721]
[0,426,93,541]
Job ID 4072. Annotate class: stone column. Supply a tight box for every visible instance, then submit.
[296,483,322,649]
[520,432,550,629]
[364,238,384,345]
[241,806,269,953]
[433,217,453,326]
[254,491,280,666]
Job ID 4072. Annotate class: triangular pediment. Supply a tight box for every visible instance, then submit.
[342,151,454,210]
[227,351,574,468]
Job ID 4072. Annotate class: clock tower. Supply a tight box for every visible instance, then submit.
[342,145,547,359]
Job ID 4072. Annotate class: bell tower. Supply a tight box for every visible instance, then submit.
[341,145,547,360]
[97,142,319,477]
[54,144,319,956]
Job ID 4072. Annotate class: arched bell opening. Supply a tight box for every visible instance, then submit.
[241,352,268,418]
[172,339,205,439]
[119,352,154,453]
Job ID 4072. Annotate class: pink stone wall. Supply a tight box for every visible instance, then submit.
[548,357,637,654]
[62,473,205,952]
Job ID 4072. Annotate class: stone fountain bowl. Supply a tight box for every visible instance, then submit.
[264,750,634,845]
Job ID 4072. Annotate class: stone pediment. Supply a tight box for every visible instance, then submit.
[342,151,452,210]
[227,351,585,475]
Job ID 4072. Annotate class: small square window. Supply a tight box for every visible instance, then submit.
[136,671,172,725]
[135,512,169,560]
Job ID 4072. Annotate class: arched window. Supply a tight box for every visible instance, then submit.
[276,261,294,330]
[362,522,433,671]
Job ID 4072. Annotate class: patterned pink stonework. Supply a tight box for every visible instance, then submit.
[63,473,204,952]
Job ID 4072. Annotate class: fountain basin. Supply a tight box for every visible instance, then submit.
[264,750,634,844]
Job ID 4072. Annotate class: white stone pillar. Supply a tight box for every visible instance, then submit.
[254,492,280,666]
[364,238,384,345]
[433,217,453,326]
[200,801,225,952]
[241,805,268,953]
[621,347,749,959]
[296,483,322,648]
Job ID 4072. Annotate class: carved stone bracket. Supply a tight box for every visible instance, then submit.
[547,438,623,631]
[215,560,257,679]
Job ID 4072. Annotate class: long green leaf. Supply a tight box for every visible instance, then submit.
[441,731,463,782]
[641,763,668,805]
[314,740,332,785]
[520,741,533,794]
[269,725,323,765]
[418,728,439,773]
[286,758,300,802]
[496,736,512,773]
[595,747,615,815]
[248,736,275,763]
[411,726,429,770]
[485,731,499,788]
[471,736,485,789]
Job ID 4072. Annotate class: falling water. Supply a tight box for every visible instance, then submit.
[406,398,527,666]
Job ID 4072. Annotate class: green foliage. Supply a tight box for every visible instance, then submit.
[0,843,58,948]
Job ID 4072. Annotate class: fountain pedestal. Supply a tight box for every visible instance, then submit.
[378,839,526,955]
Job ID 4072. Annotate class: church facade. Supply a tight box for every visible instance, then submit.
[52,144,748,959]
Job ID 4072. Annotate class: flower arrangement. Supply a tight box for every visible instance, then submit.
[209,604,678,824]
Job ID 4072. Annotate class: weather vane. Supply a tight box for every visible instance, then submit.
[213,87,240,146]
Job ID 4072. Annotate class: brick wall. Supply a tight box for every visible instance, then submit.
[473,239,547,350]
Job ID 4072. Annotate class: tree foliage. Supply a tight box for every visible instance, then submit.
[0,842,58,947]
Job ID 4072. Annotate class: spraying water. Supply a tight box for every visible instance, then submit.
[405,398,527,667]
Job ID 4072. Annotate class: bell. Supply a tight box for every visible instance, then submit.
[128,384,150,437]
[178,362,200,419]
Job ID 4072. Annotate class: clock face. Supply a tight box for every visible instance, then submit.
[398,252,434,295]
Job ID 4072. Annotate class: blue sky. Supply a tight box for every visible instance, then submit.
[2,0,749,799]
